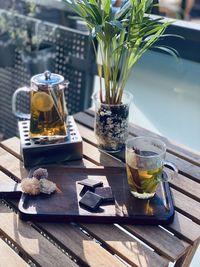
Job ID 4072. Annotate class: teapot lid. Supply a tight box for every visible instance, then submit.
[31,71,64,86]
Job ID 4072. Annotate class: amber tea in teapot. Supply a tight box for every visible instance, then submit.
[30,87,67,137]
[12,71,69,139]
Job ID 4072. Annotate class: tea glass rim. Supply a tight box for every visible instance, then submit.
[126,136,166,159]
[92,90,133,107]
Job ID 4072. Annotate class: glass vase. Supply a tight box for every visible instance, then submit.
[92,91,133,153]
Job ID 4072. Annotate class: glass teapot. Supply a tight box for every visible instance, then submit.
[12,71,69,139]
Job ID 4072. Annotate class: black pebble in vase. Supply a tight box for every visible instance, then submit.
[95,103,129,153]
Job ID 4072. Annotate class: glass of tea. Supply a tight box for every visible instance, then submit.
[126,136,178,199]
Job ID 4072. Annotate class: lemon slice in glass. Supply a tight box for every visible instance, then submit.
[32,92,54,112]
[139,170,153,179]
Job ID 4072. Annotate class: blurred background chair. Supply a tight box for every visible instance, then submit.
[0,4,95,139]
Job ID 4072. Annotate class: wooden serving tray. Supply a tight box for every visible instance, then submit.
[1,166,175,225]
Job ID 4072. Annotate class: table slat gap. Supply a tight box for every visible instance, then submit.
[3,177,200,248]
[0,203,78,267]
[82,141,125,167]
[1,139,198,204]
[174,240,200,267]
[121,224,190,261]
[75,112,200,183]
[32,222,103,267]
[1,108,200,267]
[35,223,128,267]
[81,137,200,202]
[1,139,200,225]
[129,124,200,168]
[1,138,200,250]
[4,199,128,267]
[76,119,200,184]
[165,154,200,183]
[0,147,28,181]
[79,223,169,267]
[74,112,94,130]
[83,140,200,202]
[0,141,22,161]
[169,182,200,203]
[3,191,171,266]
[0,167,21,184]
[171,188,200,225]
[161,211,200,244]
[164,169,200,202]
[0,237,32,267]
[83,110,200,167]
[7,197,147,267]
[0,232,41,267]
[0,170,20,187]
[84,109,95,117]
[172,171,199,184]
[5,198,88,267]
[1,137,21,155]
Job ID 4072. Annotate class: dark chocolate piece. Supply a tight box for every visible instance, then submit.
[79,186,91,197]
[79,191,102,211]
[78,179,103,189]
[94,186,114,203]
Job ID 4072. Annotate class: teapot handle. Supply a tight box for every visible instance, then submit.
[12,87,31,120]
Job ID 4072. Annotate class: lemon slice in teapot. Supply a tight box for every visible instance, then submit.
[32,92,54,112]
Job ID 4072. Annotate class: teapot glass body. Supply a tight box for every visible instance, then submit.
[12,71,69,139]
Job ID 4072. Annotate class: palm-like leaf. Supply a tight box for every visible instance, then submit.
[65,0,178,104]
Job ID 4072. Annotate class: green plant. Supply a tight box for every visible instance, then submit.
[66,0,178,104]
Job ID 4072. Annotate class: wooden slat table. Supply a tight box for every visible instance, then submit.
[0,109,200,267]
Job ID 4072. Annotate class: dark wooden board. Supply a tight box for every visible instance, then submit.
[16,166,174,225]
